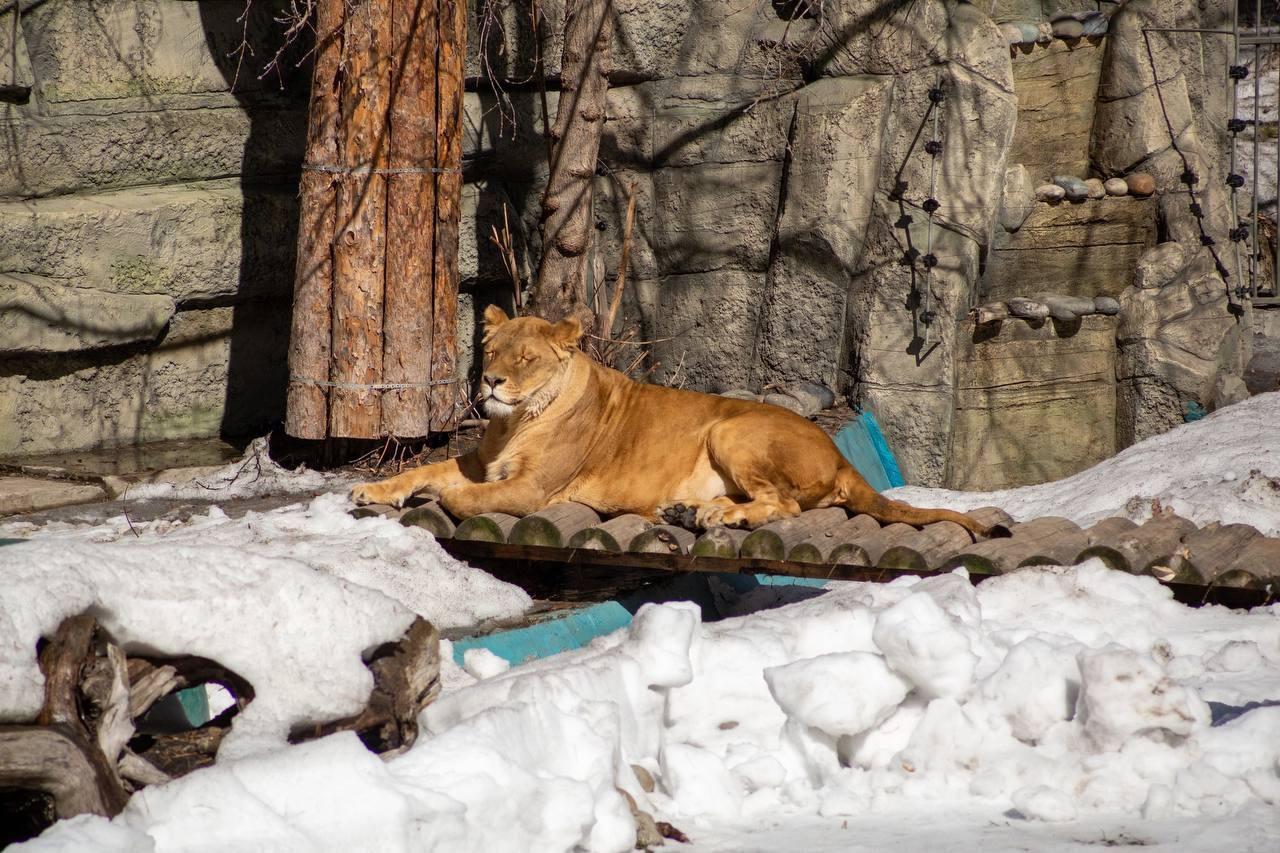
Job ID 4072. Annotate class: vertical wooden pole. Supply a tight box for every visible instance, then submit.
[531,0,613,325]
[285,0,344,440]
[329,0,392,438]
[430,0,467,431]
[381,0,438,437]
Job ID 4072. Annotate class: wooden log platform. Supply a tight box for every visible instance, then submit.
[351,500,1280,609]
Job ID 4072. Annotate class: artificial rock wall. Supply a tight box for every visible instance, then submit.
[0,0,1257,493]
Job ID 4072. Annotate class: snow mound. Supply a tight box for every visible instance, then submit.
[0,538,417,759]
[1,492,531,630]
[888,392,1280,534]
[20,562,1280,852]
[120,436,350,501]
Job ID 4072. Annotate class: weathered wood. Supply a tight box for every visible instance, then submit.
[510,503,601,547]
[1084,516,1139,544]
[1170,522,1264,583]
[967,506,1014,536]
[127,662,180,720]
[36,613,96,727]
[1076,514,1196,574]
[739,508,848,561]
[841,522,916,565]
[970,301,1010,325]
[291,616,440,755]
[78,644,132,768]
[1005,516,1088,567]
[692,527,751,558]
[0,726,129,819]
[429,0,466,431]
[568,514,652,551]
[117,748,171,788]
[381,0,439,437]
[881,520,973,570]
[285,0,344,440]
[531,0,614,324]
[454,512,520,543]
[1222,536,1280,580]
[791,514,880,563]
[133,725,226,778]
[629,524,696,555]
[941,537,1034,573]
[329,0,393,437]
[400,501,457,539]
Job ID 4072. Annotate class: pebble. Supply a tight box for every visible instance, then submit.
[1126,172,1156,196]
[1080,13,1109,37]
[1085,178,1106,199]
[1035,183,1067,202]
[789,381,836,410]
[1037,21,1053,43]
[1052,18,1084,39]
[1104,177,1129,196]
[1092,296,1121,315]
[1053,175,1089,201]
[763,393,809,416]
[778,386,823,417]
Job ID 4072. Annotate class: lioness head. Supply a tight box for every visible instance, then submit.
[478,305,583,418]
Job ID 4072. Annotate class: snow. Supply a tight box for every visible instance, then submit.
[118,437,352,501]
[1,492,531,631]
[888,392,1280,535]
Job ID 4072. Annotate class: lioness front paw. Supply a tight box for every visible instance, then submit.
[350,481,407,508]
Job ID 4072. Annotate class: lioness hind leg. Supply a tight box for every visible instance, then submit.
[700,492,800,529]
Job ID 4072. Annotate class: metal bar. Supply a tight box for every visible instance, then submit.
[1231,2,1244,302]
[1240,34,1280,45]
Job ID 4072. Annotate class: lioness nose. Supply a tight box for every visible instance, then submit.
[484,374,504,387]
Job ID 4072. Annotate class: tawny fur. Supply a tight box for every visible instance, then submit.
[351,307,990,536]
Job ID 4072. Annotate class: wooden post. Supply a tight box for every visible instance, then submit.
[431,0,467,431]
[531,0,614,324]
[329,0,392,437]
[284,0,344,440]
[381,0,438,437]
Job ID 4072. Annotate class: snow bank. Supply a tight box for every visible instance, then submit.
[20,562,1280,852]
[887,392,1280,534]
[0,538,416,758]
[1,492,531,630]
[118,437,351,501]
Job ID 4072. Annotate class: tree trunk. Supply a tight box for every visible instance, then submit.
[431,0,467,431]
[381,0,438,437]
[284,0,344,440]
[329,0,393,438]
[531,0,613,325]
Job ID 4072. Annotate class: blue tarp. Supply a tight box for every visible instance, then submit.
[833,410,905,492]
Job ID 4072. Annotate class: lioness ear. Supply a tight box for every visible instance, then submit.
[482,305,509,340]
[550,316,583,349]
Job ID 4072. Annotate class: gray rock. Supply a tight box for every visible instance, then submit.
[1104,177,1129,196]
[1211,374,1250,410]
[1093,296,1121,315]
[719,389,762,402]
[1085,178,1106,199]
[1007,297,1051,321]
[1053,175,1089,201]
[789,382,836,410]
[1000,164,1037,232]
[1080,13,1109,37]
[1052,18,1084,39]
[1035,183,1067,202]
[1134,243,1187,290]
[1037,21,1054,43]
[775,388,823,417]
[0,273,175,353]
[763,393,809,416]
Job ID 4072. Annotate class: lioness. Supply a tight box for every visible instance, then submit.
[351,306,990,536]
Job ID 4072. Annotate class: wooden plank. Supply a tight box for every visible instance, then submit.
[941,537,1030,574]
[329,0,393,437]
[381,0,439,437]
[692,527,751,558]
[510,503,601,548]
[454,512,519,543]
[790,514,879,563]
[1221,537,1280,580]
[1172,522,1264,583]
[842,522,916,565]
[881,520,974,571]
[968,505,1014,536]
[1076,514,1196,574]
[1084,516,1139,544]
[429,0,466,430]
[1004,516,1087,568]
[0,726,129,820]
[400,502,456,539]
[739,508,848,561]
[630,524,696,555]
[568,514,653,552]
[285,0,344,440]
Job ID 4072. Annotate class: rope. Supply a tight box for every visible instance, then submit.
[290,376,458,391]
[302,163,462,175]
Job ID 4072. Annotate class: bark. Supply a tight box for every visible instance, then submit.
[381,0,438,437]
[531,0,613,325]
[329,0,393,438]
[430,0,467,430]
[285,0,344,440]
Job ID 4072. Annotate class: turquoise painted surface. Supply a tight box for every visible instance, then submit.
[834,410,905,491]
[0,538,25,547]
[176,685,210,727]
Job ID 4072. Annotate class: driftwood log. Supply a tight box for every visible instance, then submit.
[1,612,440,845]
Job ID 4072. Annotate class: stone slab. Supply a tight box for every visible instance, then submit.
[981,197,1157,301]
[949,315,1117,490]
[0,273,175,353]
[0,476,105,517]
[1008,39,1104,182]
